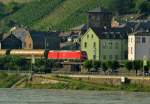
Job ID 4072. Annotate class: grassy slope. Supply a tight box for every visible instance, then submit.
[25,76,150,92]
[0,73,22,88]
[4,0,64,27]
[0,0,33,3]
[33,0,99,30]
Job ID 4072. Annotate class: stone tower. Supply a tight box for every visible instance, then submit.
[88,7,112,29]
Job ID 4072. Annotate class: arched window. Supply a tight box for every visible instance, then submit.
[84,42,87,48]
[93,42,96,47]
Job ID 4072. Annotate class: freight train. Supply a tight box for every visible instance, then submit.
[0,49,87,61]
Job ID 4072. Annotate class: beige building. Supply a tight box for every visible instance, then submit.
[128,31,150,60]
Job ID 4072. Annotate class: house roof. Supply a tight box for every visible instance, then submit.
[30,31,59,42]
[29,30,60,49]
[1,33,21,42]
[125,20,150,32]
[91,27,128,39]
[129,31,150,36]
[2,27,30,42]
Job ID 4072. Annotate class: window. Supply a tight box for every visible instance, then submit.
[103,55,106,60]
[29,43,32,48]
[115,55,118,60]
[142,37,146,43]
[93,55,96,60]
[87,35,89,39]
[131,37,132,43]
[93,42,96,47]
[109,55,112,60]
[109,42,112,49]
[24,42,26,47]
[131,47,133,54]
[84,42,87,48]
[92,34,93,38]
[136,37,140,43]
[103,42,107,48]
[115,42,119,49]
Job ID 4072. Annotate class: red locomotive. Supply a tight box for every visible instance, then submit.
[48,51,87,60]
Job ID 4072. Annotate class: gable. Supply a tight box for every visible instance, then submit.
[1,34,21,42]
[81,28,100,40]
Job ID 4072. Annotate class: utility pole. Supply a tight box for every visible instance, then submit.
[28,55,35,83]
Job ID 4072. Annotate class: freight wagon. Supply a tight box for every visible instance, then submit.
[0,49,87,61]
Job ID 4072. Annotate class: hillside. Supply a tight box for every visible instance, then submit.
[0,0,148,32]
[0,0,33,3]
[33,0,99,31]
[4,0,64,28]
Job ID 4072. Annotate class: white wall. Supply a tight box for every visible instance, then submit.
[128,35,150,60]
[135,35,150,60]
[128,35,135,60]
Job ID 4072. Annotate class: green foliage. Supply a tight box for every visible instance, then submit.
[139,1,150,14]
[83,60,92,71]
[106,61,120,73]
[133,60,143,75]
[102,62,108,72]
[125,60,143,75]
[103,0,136,15]
[125,60,133,72]
[0,56,29,71]
[0,73,22,88]
[93,61,101,69]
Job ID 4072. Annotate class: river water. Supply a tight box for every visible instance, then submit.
[0,89,149,104]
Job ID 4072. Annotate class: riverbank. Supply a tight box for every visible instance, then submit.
[22,75,150,92]
[0,72,23,88]
[1,72,150,92]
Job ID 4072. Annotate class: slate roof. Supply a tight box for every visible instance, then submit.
[88,7,111,13]
[129,31,150,36]
[125,20,150,32]
[91,27,128,39]
[2,27,30,42]
[30,31,59,42]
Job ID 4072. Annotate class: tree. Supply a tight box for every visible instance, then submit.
[0,2,5,19]
[125,60,133,72]
[83,60,92,72]
[107,0,136,15]
[93,61,101,69]
[107,61,120,73]
[133,60,143,76]
[112,61,120,73]
[102,62,108,74]
[139,1,150,14]
[34,59,45,73]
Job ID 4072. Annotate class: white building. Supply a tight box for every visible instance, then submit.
[128,31,150,60]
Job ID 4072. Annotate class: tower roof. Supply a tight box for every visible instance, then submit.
[88,7,110,13]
